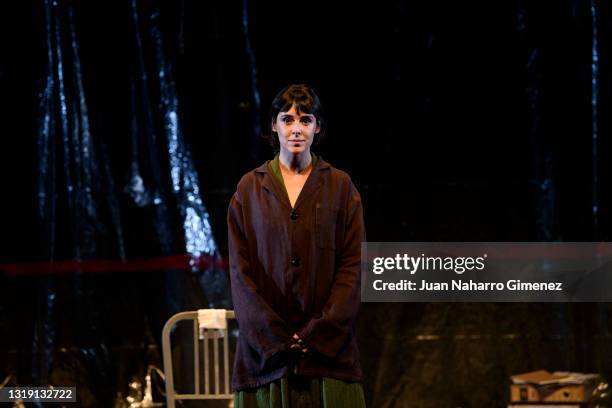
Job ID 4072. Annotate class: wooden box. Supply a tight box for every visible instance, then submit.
[510,383,590,403]
[509,370,599,404]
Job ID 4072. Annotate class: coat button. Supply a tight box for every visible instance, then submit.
[291,257,300,267]
[290,211,298,220]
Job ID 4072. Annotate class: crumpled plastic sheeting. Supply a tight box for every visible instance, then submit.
[128,0,228,315]
[517,0,556,241]
[30,0,229,398]
[242,0,263,164]
[39,1,126,262]
[151,17,219,262]
[520,0,601,241]
[589,0,600,234]
[126,0,174,256]
[128,0,218,262]
[36,0,127,389]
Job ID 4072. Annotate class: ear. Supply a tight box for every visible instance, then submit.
[315,122,321,134]
[272,120,277,133]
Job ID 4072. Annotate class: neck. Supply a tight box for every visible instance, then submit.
[279,150,312,174]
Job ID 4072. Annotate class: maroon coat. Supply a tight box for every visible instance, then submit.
[227,157,364,390]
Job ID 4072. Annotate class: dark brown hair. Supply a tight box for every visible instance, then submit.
[265,84,326,151]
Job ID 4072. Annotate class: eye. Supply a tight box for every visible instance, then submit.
[300,117,313,124]
[283,117,293,124]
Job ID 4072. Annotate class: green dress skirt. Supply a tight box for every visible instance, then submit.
[234,376,366,408]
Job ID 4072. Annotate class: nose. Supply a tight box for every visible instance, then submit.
[290,122,302,135]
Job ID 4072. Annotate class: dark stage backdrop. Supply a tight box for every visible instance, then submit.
[1,0,612,407]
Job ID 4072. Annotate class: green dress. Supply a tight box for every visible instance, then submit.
[234,154,366,408]
[235,376,366,408]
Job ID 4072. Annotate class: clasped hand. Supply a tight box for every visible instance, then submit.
[290,333,309,354]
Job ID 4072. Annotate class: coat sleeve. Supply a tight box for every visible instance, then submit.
[227,191,293,368]
[298,181,364,358]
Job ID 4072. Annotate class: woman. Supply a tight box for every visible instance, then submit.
[228,84,366,407]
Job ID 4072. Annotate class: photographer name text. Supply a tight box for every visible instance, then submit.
[372,279,563,292]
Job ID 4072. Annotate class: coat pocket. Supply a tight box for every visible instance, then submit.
[315,204,339,250]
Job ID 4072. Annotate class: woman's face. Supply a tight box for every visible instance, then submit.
[272,104,320,156]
